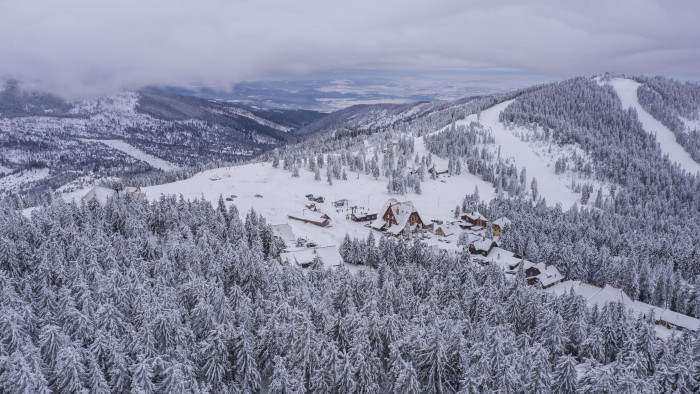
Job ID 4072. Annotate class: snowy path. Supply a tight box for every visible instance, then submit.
[82,139,179,171]
[465,100,580,207]
[607,78,700,174]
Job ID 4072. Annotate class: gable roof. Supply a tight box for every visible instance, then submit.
[82,186,117,207]
[546,281,700,332]
[376,199,422,235]
[279,246,342,268]
[471,237,496,252]
[492,217,512,228]
[271,224,296,242]
[463,211,488,221]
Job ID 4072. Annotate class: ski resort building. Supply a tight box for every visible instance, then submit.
[524,262,564,289]
[288,211,330,227]
[462,211,489,228]
[468,238,498,256]
[278,246,342,268]
[371,199,424,236]
[270,224,296,246]
[483,247,563,288]
[82,186,117,207]
[491,217,512,236]
[547,281,700,333]
[351,213,377,222]
[435,222,461,237]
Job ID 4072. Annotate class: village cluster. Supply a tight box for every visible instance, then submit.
[77,184,699,335]
[276,196,700,334]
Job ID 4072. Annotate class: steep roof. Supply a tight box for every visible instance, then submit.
[82,186,117,207]
[523,261,563,287]
[492,217,512,227]
[271,224,296,242]
[377,199,421,235]
[279,246,342,268]
[471,238,495,252]
[464,211,488,221]
[546,281,700,332]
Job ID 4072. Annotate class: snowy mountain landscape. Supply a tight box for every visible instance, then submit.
[2,1,700,393]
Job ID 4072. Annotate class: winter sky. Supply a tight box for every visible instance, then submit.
[0,0,698,97]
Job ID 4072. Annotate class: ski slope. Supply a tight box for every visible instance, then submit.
[459,100,581,208]
[607,78,700,174]
[82,139,179,171]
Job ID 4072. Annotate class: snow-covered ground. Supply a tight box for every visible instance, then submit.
[458,100,581,208]
[607,78,700,174]
[0,168,50,190]
[142,157,495,256]
[82,139,179,171]
[681,116,700,133]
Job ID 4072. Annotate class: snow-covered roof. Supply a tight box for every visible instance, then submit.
[82,186,117,207]
[288,211,329,223]
[492,217,512,227]
[463,211,488,221]
[271,224,296,242]
[435,223,461,236]
[377,198,421,235]
[486,247,523,269]
[371,219,386,230]
[279,246,342,268]
[524,261,563,287]
[471,238,496,252]
[588,285,634,306]
[546,281,700,332]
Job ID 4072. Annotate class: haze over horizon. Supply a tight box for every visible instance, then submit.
[1,0,699,98]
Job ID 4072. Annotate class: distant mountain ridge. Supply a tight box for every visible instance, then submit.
[0,82,324,197]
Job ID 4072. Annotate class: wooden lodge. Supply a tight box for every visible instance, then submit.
[371,199,424,236]
[351,213,377,222]
[469,238,498,256]
[461,211,488,228]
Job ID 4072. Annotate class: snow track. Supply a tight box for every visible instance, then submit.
[83,139,179,171]
[463,100,581,208]
[607,78,700,174]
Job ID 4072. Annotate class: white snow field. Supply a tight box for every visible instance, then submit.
[142,156,496,261]
[458,100,581,208]
[0,168,50,190]
[607,78,700,174]
[82,139,179,171]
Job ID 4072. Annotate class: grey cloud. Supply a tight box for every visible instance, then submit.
[0,0,698,97]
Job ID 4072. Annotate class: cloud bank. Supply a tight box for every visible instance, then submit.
[1,0,698,97]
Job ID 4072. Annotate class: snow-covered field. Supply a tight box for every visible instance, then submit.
[607,78,700,174]
[453,101,582,208]
[82,139,179,171]
[0,168,50,190]
[142,155,495,254]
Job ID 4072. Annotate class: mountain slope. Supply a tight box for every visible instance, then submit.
[606,78,700,174]
[0,83,323,198]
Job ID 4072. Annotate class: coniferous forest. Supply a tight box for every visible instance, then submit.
[0,194,698,393]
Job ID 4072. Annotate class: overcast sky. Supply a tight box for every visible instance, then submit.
[1,0,698,97]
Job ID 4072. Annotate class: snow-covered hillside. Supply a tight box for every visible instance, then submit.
[82,139,179,171]
[141,157,495,255]
[606,78,700,174]
[466,100,581,207]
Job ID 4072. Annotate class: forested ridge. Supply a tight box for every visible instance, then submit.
[0,195,698,393]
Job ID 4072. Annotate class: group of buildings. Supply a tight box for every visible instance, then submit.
[278,196,699,334]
